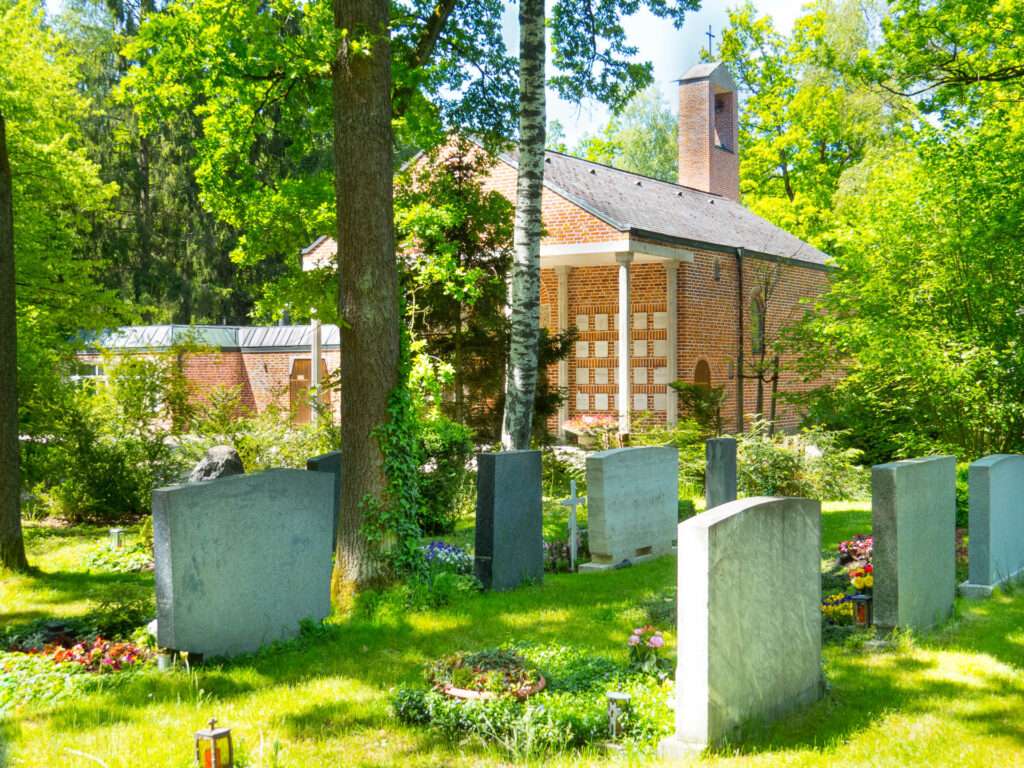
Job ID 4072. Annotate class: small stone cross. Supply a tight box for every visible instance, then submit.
[560,479,586,572]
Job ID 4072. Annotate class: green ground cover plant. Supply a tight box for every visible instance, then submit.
[3,502,1020,768]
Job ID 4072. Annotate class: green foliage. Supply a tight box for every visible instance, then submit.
[391,644,673,755]
[737,422,869,500]
[710,0,900,250]
[956,462,970,530]
[361,328,425,579]
[668,382,727,438]
[677,498,696,522]
[574,85,678,181]
[415,416,475,535]
[82,541,152,574]
[30,338,212,522]
[628,414,705,494]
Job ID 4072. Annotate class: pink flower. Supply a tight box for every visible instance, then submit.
[648,635,665,649]
[633,628,642,635]
[628,635,640,646]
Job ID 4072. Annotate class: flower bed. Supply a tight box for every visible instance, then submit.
[426,649,543,699]
[392,643,674,755]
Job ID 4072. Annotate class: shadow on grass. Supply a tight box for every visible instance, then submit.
[282,700,384,740]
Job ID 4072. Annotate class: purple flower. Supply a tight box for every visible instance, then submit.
[628,635,640,646]
[648,636,665,649]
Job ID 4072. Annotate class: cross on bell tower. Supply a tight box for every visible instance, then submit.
[706,25,715,57]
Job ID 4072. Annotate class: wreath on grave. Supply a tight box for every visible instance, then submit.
[425,649,545,700]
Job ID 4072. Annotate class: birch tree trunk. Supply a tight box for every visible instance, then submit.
[331,0,398,604]
[0,110,28,572]
[501,0,546,451]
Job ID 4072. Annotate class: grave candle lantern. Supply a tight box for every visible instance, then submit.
[607,691,632,738]
[850,594,872,627]
[109,528,126,548]
[194,718,233,768]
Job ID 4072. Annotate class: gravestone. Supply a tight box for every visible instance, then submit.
[658,497,822,757]
[961,454,1024,598]
[474,450,543,591]
[153,469,334,657]
[306,450,341,546]
[579,446,678,573]
[187,445,244,483]
[704,438,737,510]
[872,455,956,632]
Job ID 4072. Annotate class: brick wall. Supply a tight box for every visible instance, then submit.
[541,252,830,433]
[76,348,342,424]
[677,79,740,201]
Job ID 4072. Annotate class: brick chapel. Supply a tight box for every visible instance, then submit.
[82,62,829,434]
[306,61,831,435]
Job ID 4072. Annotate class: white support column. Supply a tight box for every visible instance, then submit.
[616,252,633,435]
[556,265,570,439]
[310,313,322,410]
[665,261,679,427]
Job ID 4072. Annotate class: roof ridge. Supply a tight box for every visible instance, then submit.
[541,149,724,198]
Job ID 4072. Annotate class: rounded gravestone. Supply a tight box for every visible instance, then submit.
[188,445,244,484]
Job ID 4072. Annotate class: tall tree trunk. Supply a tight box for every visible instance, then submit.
[0,110,28,572]
[501,0,546,451]
[330,0,398,605]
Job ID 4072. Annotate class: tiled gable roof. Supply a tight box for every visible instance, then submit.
[501,149,829,267]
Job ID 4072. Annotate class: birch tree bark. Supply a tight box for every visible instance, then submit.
[331,0,399,603]
[0,110,28,572]
[501,0,546,451]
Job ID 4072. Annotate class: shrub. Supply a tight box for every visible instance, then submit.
[736,422,869,500]
[416,416,475,534]
[956,461,970,529]
[677,498,696,521]
[737,427,809,497]
[541,446,587,500]
[422,541,473,576]
[668,381,727,437]
[629,414,705,495]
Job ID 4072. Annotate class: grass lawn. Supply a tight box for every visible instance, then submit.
[3,501,1023,767]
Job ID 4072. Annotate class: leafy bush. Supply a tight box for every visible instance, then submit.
[416,416,475,534]
[629,415,705,495]
[541,446,587,500]
[184,395,339,473]
[737,422,869,500]
[677,498,696,521]
[956,461,970,529]
[668,381,727,437]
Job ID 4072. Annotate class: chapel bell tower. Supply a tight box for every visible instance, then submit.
[677,62,740,202]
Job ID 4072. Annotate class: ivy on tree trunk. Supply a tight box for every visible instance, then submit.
[0,110,28,572]
[501,0,546,452]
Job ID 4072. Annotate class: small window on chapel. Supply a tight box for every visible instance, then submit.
[751,295,767,356]
[695,360,711,389]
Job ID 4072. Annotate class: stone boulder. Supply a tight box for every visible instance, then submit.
[188,445,244,484]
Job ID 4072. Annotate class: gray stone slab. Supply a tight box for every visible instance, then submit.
[579,446,678,570]
[153,469,334,657]
[474,451,543,592]
[704,438,737,510]
[306,450,341,546]
[659,497,822,756]
[961,454,1024,597]
[872,456,956,632]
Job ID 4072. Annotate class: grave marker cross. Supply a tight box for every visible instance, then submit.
[560,478,586,571]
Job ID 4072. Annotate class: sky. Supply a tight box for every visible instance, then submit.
[502,0,808,145]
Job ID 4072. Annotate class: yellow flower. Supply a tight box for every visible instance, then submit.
[864,575,873,588]
[852,576,865,589]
